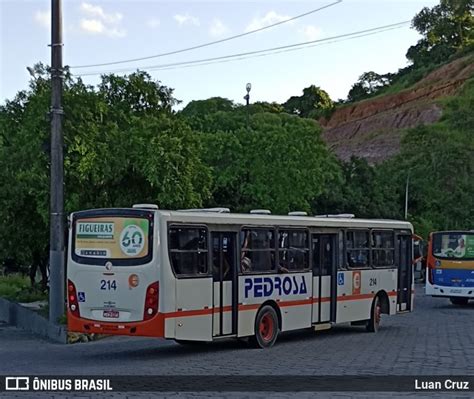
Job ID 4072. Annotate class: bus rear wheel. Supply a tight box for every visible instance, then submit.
[450,297,469,306]
[366,296,381,333]
[250,305,279,348]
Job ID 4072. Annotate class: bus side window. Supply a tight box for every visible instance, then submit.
[279,229,309,271]
[241,228,275,273]
[346,230,369,268]
[169,227,208,276]
[372,231,395,267]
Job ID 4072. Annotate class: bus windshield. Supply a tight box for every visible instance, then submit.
[72,211,153,265]
[432,232,474,260]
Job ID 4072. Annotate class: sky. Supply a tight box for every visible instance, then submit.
[0,0,439,108]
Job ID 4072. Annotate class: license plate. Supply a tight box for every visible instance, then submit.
[450,289,462,294]
[103,310,119,318]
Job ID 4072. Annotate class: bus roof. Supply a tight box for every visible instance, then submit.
[162,210,412,230]
[71,207,413,231]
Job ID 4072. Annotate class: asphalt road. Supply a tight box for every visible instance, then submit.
[1,284,473,398]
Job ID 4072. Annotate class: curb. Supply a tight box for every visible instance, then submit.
[0,297,67,344]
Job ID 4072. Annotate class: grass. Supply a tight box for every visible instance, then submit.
[0,274,48,303]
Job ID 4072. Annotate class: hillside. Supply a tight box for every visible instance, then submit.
[321,54,474,164]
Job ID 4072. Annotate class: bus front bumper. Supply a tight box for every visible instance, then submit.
[426,283,474,298]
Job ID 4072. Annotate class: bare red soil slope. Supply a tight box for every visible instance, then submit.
[321,55,474,164]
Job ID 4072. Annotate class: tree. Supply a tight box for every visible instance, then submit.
[312,157,400,219]
[181,104,341,213]
[283,85,334,119]
[347,71,392,102]
[407,0,474,66]
[248,101,284,114]
[0,66,211,267]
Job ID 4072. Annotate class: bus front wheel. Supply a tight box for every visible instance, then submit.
[366,296,381,333]
[250,305,279,348]
[450,297,469,306]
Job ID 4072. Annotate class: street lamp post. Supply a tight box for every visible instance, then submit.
[49,0,65,324]
[244,83,251,130]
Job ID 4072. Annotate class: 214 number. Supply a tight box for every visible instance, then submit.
[100,280,117,291]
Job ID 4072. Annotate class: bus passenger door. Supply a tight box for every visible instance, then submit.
[397,234,412,312]
[212,232,238,336]
[312,234,337,324]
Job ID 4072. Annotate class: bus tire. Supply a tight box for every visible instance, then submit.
[366,296,381,333]
[450,297,469,306]
[249,305,279,348]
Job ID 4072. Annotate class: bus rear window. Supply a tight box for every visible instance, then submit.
[72,213,153,265]
[432,233,474,260]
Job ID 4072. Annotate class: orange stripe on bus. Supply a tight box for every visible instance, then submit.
[279,298,313,307]
[238,303,261,311]
[213,305,233,313]
[312,297,331,303]
[163,308,213,318]
[162,290,399,318]
[337,293,374,301]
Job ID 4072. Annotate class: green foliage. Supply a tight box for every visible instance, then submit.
[344,1,473,103]
[347,71,392,102]
[283,85,334,119]
[249,101,284,114]
[314,77,474,236]
[313,157,401,219]
[407,0,473,66]
[380,78,474,237]
[0,66,211,263]
[0,274,47,303]
[181,102,341,214]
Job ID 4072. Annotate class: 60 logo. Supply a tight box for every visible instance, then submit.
[119,225,145,256]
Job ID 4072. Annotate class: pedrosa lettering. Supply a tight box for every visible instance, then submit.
[244,276,308,298]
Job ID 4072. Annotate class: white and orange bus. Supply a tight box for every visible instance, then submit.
[67,205,414,348]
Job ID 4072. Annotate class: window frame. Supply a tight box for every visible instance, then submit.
[239,226,277,275]
[371,229,396,269]
[345,229,371,270]
[277,227,311,272]
[167,223,210,279]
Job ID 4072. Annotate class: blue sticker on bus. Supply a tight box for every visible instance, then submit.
[337,273,344,286]
[78,292,86,302]
[244,275,307,298]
